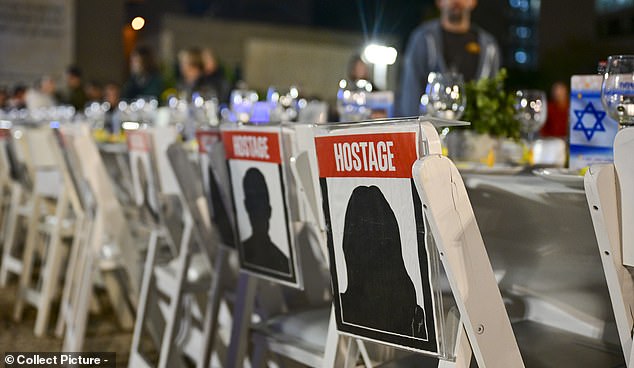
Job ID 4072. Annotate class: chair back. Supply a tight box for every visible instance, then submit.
[127,129,162,225]
[24,127,83,214]
[167,143,219,261]
[68,124,140,292]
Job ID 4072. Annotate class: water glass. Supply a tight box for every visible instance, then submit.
[601,55,634,127]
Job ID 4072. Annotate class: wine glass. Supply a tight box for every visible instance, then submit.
[267,86,300,122]
[336,79,372,122]
[514,89,547,143]
[230,89,258,123]
[421,72,466,120]
[601,55,634,127]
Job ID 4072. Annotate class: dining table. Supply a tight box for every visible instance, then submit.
[461,167,622,367]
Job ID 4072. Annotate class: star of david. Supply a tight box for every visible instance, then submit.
[573,102,606,141]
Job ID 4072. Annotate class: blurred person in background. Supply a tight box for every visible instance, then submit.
[84,80,104,103]
[201,47,231,103]
[123,46,165,101]
[25,75,58,110]
[0,86,8,110]
[178,47,215,100]
[8,85,27,110]
[60,65,88,111]
[347,53,372,83]
[397,0,501,116]
[540,81,569,138]
[104,81,122,133]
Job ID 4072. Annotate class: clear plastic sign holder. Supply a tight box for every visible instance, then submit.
[220,123,303,288]
[226,116,523,367]
[315,118,446,358]
[316,117,521,367]
[224,121,333,367]
[585,125,634,365]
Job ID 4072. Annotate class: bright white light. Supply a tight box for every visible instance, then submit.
[122,121,140,130]
[362,44,397,65]
[289,87,299,99]
[131,17,145,31]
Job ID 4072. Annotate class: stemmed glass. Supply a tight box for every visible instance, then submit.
[336,79,373,122]
[601,55,634,127]
[421,72,466,157]
[514,89,547,143]
[421,72,466,120]
[267,86,300,122]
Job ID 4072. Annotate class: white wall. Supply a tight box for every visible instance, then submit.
[244,38,353,100]
[161,14,399,102]
[0,0,74,85]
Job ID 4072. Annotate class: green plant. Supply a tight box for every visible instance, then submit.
[462,68,520,139]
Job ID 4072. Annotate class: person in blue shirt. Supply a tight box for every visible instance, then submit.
[397,0,501,117]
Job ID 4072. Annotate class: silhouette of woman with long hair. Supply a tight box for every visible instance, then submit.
[340,185,426,338]
[241,167,290,274]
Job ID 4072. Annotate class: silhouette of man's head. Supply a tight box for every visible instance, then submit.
[243,167,271,235]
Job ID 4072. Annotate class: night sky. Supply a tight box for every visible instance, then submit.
[129,0,434,47]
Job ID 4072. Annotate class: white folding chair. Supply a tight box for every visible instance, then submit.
[585,126,634,365]
[0,127,34,287]
[167,142,235,367]
[12,126,83,337]
[412,121,524,367]
[243,118,524,368]
[222,123,335,368]
[55,124,139,351]
[0,128,14,244]
[128,127,221,368]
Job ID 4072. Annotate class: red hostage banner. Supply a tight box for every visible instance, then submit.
[222,131,281,164]
[196,130,221,153]
[315,132,417,178]
[127,130,151,153]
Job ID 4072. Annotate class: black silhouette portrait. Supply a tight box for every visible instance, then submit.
[340,185,426,338]
[241,167,290,274]
[208,166,235,247]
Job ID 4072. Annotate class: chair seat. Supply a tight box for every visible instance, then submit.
[376,320,624,367]
[253,307,331,357]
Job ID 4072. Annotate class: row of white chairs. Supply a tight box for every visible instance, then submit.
[122,118,522,367]
[0,124,140,344]
[6,115,627,367]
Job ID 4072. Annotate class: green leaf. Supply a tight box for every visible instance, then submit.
[463,68,520,139]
